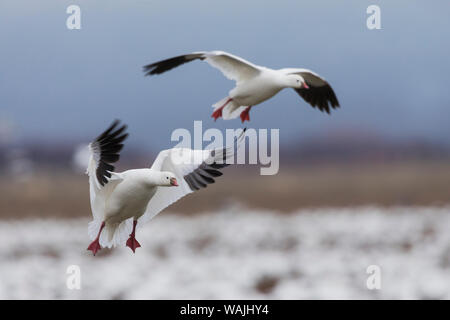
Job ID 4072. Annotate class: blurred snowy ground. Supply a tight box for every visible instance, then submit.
[0,206,449,299]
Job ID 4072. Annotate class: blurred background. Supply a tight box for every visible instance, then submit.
[0,0,449,299]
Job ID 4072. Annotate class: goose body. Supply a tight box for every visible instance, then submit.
[103,169,158,225]
[230,68,285,106]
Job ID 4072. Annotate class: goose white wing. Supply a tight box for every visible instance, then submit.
[143,51,261,83]
[139,129,246,224]
[86,120,128,220]
[203,51,261,82]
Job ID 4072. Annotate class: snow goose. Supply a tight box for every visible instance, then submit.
[143,51,339,122]
[86,120,245,255]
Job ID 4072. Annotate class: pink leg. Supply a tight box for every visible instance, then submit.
[87,221,105,256]
[211,98,233,121]
[240,106,252,123]
[126,220,141,253]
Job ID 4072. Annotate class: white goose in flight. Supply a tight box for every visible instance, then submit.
[86,120,245,255]
[143,50,339,122]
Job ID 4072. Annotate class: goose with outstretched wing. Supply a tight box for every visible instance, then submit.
[86,120,246,255]
[144,50,339,122]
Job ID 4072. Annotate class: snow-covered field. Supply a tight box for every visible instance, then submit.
[0,206,449,299]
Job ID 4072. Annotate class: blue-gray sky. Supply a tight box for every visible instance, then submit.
[0,0,449,150]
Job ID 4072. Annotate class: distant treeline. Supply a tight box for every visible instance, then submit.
[1,136,450,172]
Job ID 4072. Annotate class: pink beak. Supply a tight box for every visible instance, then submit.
[302,82,309,89]
[170,177,178,186]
